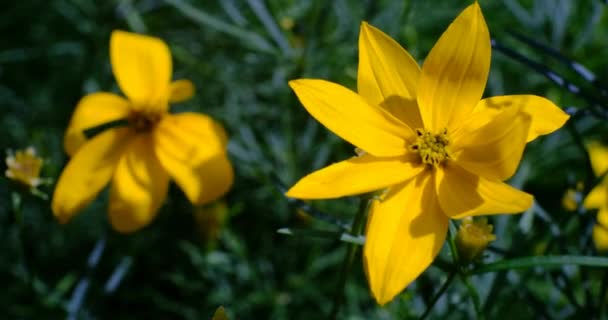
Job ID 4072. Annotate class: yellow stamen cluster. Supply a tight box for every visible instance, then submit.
[409,128,450,166]
[129,110,162,132]
[5,147,43,188]
[455,217,496,263]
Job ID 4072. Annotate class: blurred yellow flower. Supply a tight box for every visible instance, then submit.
[5,147,43,189]
[286,2,568,304]
[583,142,608,251]
[455,217,496,263]
[562,182,584,211]
[52,31,233,233]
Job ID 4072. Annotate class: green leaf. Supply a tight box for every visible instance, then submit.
[277,227,365,245]
[472,255,608,274]
[165,0,276,54]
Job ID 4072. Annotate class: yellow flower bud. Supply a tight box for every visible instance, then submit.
[455,217,496,264]
[5,147,43,189]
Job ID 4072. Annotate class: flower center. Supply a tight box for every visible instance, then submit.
[409,128,450,166]
[128,110,162,132]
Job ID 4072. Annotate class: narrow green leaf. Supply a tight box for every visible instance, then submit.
[277,227,365,245]
[164,0,276,54]
[472,255,608,274]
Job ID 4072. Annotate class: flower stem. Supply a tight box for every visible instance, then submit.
[329,196,370,320]
[419,271,456,320]
[461,274,483,319]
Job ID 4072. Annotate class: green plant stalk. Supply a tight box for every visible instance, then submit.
[329,196,370,320]
[419,271,456,320]
[471,255,608,274]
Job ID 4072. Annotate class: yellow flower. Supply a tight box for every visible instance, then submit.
[52,31,234,233]
[455,217,496,264]
[5,147,43,189]
[583,142,608,251]
[286,3,568,305]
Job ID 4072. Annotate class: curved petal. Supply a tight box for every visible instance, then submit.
[584,180,607,209]
[435,163,533,219]
[52,128,133,224]
[154,113,233,205]
[108,134,169,233]
[594,208,608,251]
[418,2,490,132]
[364,173,448,305]
[64,92,130,156]
[110,30,172,111]
[289,79,412,157]
[451,102,531,181]
[358,22,423,129]
[472,95,569,142]
[286,153,423,199]
[588,142,608,176]
[593,224,608,251]
[169,79,196,103]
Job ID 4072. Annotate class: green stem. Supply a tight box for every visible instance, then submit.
[419,271,456,320]
[447,222,483,318]
[461,274,483,319]
[471,255,608,274]
[329,196,370,320]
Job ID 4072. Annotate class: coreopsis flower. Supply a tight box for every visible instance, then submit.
[52,31,233,233]
[583,142,608,251]
[5,147,44,189]
[455,217,496,264]
[286,2,568,304]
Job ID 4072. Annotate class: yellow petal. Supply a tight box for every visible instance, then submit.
[289,79,412,157]
[417,2,490,132]
[451,102,531,181]
[108,134,169,233]
[64,93,130,156]
[364,173,448,305]
[587,142,608,176]
[110,30,172,111]
[169,79,196,103]
[286,153,423,199]
[52,128,133,224]
[471,95,569,142]
[598,208,608,227]
[435,164,533,219]
[593,225,608,251]
[584,181,607,209]
[154,113,233,205]
[357,22,423,129]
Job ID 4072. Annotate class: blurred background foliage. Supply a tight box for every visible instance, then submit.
[2,0,608,318]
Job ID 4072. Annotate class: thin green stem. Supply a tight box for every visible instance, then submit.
[471,255,608,274]
[329,196,370,320]
[461,275,483,319]
[419,271,456,320]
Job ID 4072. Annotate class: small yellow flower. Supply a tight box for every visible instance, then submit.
[212,306,228,320]
[583,142,608,251]
[5,147,43,189]
[286,2,568,304]
[455,217,496,263]
[52,31,234,233]
[562,182,584,211]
